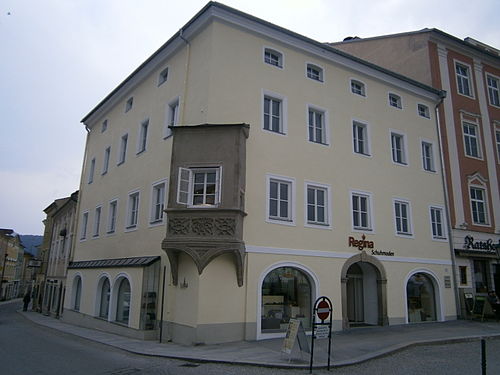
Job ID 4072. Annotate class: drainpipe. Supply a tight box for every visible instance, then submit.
[179,28,191,125]
[434,91,461,319]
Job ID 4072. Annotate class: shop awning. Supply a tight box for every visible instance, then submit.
[68,256,160,269]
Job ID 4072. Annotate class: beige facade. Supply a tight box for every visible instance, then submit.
[333,29,500,317]
[0,229,24,300]
[65,3,456,344]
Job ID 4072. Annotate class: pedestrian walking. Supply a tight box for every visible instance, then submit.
[487,290,500,321]
[23,292,31,311]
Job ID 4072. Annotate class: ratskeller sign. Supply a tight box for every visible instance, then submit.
[348,235,395,256]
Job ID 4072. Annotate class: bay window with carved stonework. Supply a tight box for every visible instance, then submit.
[162,124,249,287]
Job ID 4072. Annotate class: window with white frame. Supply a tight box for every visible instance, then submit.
[351,192,372,231]
[93,206,101,237]
[470,186,488,225]
[394,199,412,235]
[455,62,472,97]
[306,63,323,82]
[418,104,430,119]
[177,167,221,206]
[388,93,402,109]
[430,206,446,239]
[263,95,284,134]
[421,141,435,172]
[151,181,166,223]
[158,67,169,86]
[306,184,328,226]
[88,157,96,183]
[125,97,133,112]
[164,98,179,138]
[487,75,500,107]
[107,200,117,234]
[353,121,370,156]
[351,79,366,96]
[118,134,128,165]
[268,177,293,222]
[101,119,108,133]
[127,192,140,229]
[80,212,89,240]
[102,146,111,175]
[264,48,282,68]
[391,131,407,165]
[308,107,327,144]
[137,119,149,154]
[463,121,481,158]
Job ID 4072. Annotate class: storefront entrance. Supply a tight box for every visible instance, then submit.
[341,252,388,329]
[406,273,437,323]
[346,262,380,326]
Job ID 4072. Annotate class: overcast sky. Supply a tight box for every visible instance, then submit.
[1,0,499,235]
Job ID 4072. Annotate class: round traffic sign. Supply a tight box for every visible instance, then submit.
[316,300,330,321]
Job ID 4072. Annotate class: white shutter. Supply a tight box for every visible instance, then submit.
[177,167,191,205]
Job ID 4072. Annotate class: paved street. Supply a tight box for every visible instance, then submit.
[1,300,499,374]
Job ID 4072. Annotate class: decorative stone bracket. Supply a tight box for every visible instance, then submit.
[162,239,245,287]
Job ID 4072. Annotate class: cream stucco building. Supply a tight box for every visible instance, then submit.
[64,2,456,344]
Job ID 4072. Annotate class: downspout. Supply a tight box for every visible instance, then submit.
[434,90,461,319]
[179,29,191,124]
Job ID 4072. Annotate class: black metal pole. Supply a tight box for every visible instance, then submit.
[309,321,315,374]
[327,315,332,370]
[159,266,166,343]
[481,338,486,375]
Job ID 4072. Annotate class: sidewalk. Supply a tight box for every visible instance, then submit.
[16,306,500,369]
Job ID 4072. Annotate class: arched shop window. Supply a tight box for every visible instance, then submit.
[99,278,111,319]
[73,276,82,311]
[116,278,131,324]
[407,273,436,323]
[261,267,312,332]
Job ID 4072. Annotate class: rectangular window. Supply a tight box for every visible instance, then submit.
[308,108,326,144]
[389,93,402,109]
[470,187,488,225]
[421,141,435,172]
[80,212,88,240]
[353,121,369,156]
[107,200,117,234]
[306,64,323,82]
[93,206,101,237]
[264,96,283,134]
[463,122,480,158]
[264,48,282,68]
[430,206,446,239]
[118,134,128,165]
[391,132,407,165]
[176,167,221,207]
[459,266,467,285]
[101,119,108,133]
[456,63,472,96]
[394,200,412,235]
[88,158,95,184]
[158,67,169,86]
[487,75,500,107]
[137,120,149,154]
[351,79,365,96]
[102,146,111,175]
[125,97,133,112]
[127,192,140,229]
[418,104,430,118]
[306,185,328,225]
[352,193,371,230]
[151,182,166,223]
[269,179,292,221]
[164,98,179,138]
[473,260,490,293]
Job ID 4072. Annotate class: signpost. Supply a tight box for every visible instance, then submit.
[310,296,333,373]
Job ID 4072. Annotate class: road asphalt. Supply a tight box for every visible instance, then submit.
[4,299,500,369]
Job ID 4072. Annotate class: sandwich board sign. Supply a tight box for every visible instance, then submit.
[282,319,310,356]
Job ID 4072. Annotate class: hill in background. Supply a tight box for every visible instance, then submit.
[20,235,43,257]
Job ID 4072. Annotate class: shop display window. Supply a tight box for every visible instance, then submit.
[261,267,312,332]
[407,273,436,323]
